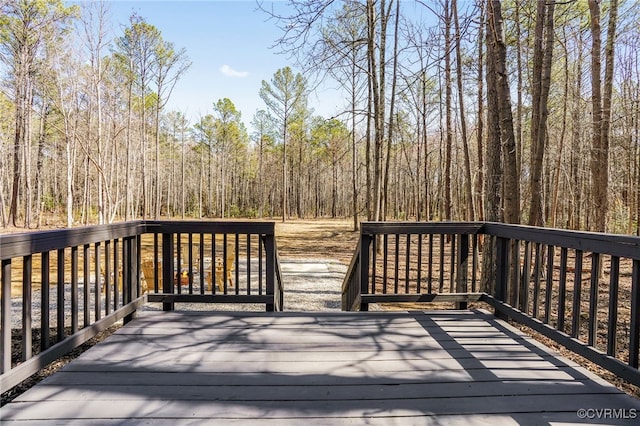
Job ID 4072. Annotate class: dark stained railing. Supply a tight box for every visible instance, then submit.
[0,220,282,392]
[4,219,639,393]
[342,222,484,311]
[343,221,640,387]
[143,221,283,312]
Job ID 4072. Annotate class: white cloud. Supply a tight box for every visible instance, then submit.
[219,64,249,78]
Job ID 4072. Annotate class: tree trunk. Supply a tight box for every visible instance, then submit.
[514,0,523,186]
[588,0,617,232]
[155,105,161,219]
[453,0,474,221]
[35,102,48,228]
[382,0,399,220]
[482,0,502,294]
[282,124,288,222]
[444,0,453,220]
[23,82,33,228]
[351,53,359,231]
[9,52,26,227]
[365,46,373,221]
[125,79,133,220]
[475,0,485,221]
[551,25,571,228]
[490,0,519,225]
[528,1,555,226]
[599,0,617,232]
[368,0,386,223]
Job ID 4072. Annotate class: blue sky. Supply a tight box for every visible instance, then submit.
[100,0,344,128]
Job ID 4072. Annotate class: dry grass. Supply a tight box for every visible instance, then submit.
[275,218,359,263]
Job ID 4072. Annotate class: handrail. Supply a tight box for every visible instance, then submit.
[482,222,640,259]
[0,221,145,259]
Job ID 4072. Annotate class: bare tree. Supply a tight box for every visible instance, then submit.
[152,38,190,219]
[453,0,474,220]
[0,0,76,227]
[588,0,619,232]
[475,0,485,221]
[488,0,519,224]
[251,110,276,218]
[528,0,556,226]
[260,67,307,222]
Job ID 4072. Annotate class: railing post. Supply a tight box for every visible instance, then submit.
[22,255,32,361]
[41,252,50,350]
[264,233,276,312]
[123,236,137,324]
[162,232,174,311]
[359,233,373,312]
[71,246,78,334]
[57,249,65,340]
[1,259,11,374]
[494,236,509,318]
[456,234,469,310]
[630,260,640,368]
[136,235,142,297]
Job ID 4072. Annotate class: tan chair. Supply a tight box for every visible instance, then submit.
[100,266,147,295]
[141,259,161,293]
[206,245,235,292]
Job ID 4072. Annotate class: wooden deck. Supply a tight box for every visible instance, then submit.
[3,310,640,425]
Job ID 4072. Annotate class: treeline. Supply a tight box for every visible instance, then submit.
[1,0,639,235]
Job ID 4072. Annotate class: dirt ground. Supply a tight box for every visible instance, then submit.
[275,218,360,263]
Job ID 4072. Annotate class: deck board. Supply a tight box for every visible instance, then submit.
[3,310,640,424]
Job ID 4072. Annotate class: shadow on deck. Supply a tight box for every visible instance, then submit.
[3,310,640,425]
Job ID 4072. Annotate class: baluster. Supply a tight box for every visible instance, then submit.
[629,259,640,368]
[71,246,78,334]
[188,233,194,294]
[41,252,50,351]
[405,234,411,294]
[199,233,205,294]
[57,248,65,341]
[1,259,11,373]
[439,234,445,292]
[382,234,388,294]
[588,253,601,347]
[83,244,90,328]
[22,255,32,361]
[94,243,101,321]
[162,232,174,311]
[394,234,400,294]
[544,245,555,324]
[105,240,111,315]
[417,234,423,294]
[557,248,568,332]
[246,234,252,295]
[606,256,619,356]
[235,234,240,296]
[571,250,584,338]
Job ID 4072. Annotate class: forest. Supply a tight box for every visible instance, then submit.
[0,0,638,235]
